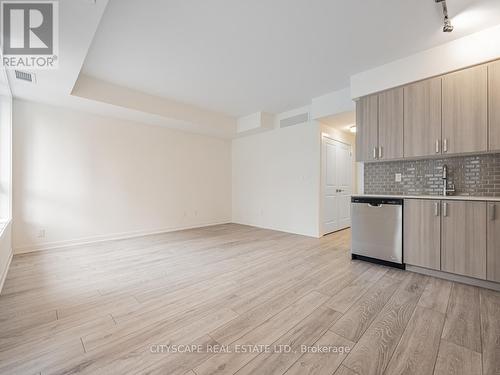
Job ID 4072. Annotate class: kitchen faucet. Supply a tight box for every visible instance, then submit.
[442,164,456,196]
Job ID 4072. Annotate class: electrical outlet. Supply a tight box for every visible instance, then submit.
[395,173,402,182]
[37,229,45,238]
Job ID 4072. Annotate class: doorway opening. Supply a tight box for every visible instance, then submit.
[319,111,359,236]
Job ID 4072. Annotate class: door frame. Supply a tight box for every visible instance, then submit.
[320,134,353,236]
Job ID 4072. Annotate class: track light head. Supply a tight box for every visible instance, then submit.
[443,21,454,32]
[435,0,454,32]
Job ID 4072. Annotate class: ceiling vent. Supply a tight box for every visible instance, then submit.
[15,70,36,83]
[280,112,309,128]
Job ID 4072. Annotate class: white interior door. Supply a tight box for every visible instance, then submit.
[322,136,352,235]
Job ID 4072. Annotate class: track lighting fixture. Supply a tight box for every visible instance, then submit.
[435,0,454,32]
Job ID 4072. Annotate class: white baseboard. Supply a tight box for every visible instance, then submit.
[0,248,13,294]
[14,221,231,255]
[407,265,500,292]
[231,220,320,238]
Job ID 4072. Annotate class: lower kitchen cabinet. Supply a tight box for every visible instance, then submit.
[404,199,441,270]
[487,202,500,282]
[441,201,487,279]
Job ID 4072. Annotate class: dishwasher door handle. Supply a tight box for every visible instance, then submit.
[368,203,382,207]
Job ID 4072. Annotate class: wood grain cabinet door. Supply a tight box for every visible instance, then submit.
[442,65,488,154]
[487,202,500,282]
[404,199,441,270]
[404,78,442,158]
[488,60,500,151]
[355,95,379,162]
[441,201,487,280]
[378,87,404,160]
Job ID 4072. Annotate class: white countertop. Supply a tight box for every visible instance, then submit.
[352,194,500,202]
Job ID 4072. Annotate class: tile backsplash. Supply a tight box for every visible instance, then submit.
[364,153,500,196]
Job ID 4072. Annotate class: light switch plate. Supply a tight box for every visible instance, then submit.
[395,173,402,182]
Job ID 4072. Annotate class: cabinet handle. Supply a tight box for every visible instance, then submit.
[435,139,440,153]
[434,202,440,216]
[378,146,383,159]
[490,204,496,221]
[443,202,448,217]
[443,139,448,153]
[373,147,377,159]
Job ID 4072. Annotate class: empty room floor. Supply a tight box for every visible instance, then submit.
[0,224,499,375]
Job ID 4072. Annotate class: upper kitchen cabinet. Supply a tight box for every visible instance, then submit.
[489,60,500,151]
[355,60,497,162]
[442,65,488,154]
[404,78,442,158]
[378,87,404,160]
[355,95,378,162]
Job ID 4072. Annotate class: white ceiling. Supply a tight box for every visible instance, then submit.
[5,0,237,139]
[82,0,500,117]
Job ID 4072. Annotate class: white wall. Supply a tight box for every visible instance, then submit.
[0,93,12,292]
[12,100,232,253]
[351,23,500,98]
[232,109,321,238]
[0,95,12,221]
[311,88,354,120]
[0,222,12,292]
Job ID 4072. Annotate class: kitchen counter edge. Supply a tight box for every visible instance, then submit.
[351,194,500,202]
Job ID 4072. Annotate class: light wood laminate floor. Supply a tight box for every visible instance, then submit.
[1,224,499,375]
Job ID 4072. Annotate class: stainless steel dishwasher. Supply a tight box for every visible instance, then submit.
[351,197,404,268]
